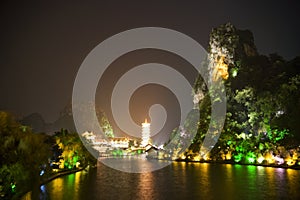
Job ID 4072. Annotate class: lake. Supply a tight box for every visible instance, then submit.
[32,161,300,199]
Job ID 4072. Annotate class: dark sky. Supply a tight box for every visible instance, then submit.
[0,0,299,125]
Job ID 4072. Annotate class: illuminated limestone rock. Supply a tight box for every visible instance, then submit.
[208,22,258,82]
[212,56,229,81]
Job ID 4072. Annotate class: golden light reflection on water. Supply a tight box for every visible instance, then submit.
[172,162,188,196]
[22,163,300,200]
[75,170,81,186]
[264,167,277,190]
[178,162,187,186]
[43,170,85,200]
[137,172,155,199]
[197,163,211,198]
[50,174,64,200]
[285,169,300,197]
[224,164,233,197]
[225,164,232,178]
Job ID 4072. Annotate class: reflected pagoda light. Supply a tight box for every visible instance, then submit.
[141,119,150,147]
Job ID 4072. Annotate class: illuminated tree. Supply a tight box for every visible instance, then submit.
[98,110,114,138]
[0,111,50,199]
[54,129,96,170]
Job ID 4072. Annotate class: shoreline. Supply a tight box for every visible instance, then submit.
[19,166,89,200]
[40,165,88,185]
[175,159,300,170]
[99,154,300,170]
[17,159,300,199]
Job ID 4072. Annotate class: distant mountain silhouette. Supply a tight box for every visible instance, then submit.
[21,112,76,134]
[20,102,113,135]
[46,114,76,133]
[21,113,46,133]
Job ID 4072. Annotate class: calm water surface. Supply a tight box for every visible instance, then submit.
[37,162,300,200]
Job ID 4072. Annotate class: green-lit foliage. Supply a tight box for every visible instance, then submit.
[54,129,95,169]
[98,110,114,138]
[11,183,16,193]
[189,23,300,164]
[245,152,256,164]
[111,149,124,156]
[0,111,50,198]
[267,129,289,143]
[234,153,243,163]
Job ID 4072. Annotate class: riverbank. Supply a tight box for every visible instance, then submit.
[175,159,300,170]
[41,165,89,185]
[15,158,300,199]
[18,165,90,200]
[22,159,300,200]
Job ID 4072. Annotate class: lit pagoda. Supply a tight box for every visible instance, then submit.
[141,118,150,147]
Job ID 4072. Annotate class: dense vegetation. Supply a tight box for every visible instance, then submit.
[185,23,300,165]
[0,111,96,199]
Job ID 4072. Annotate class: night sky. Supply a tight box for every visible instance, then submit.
[1,1,299,126]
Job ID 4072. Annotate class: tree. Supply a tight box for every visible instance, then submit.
[0,111,50,199]
[53,129,96,170]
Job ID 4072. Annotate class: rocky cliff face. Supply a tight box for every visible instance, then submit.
[209,23,258,61]
[208,23,258,82]
[194,22,260,93]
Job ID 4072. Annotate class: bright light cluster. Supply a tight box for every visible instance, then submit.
[141,118,150,147]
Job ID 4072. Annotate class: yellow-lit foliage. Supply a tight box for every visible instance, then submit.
[180,154,186,160]
[59,159,64,169]
[292,151,298,160]
[212,56,229,81]
[225,152,232,160]
[285,153,297,166]
[286,158,295,166]
[55,136,81,169]
[264,152,275,164]
[193,154,201,161]
[220,151,231,160]
[203,154,210,160]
